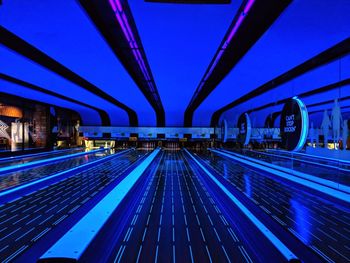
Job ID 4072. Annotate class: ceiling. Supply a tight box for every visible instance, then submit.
[1,0,349,127]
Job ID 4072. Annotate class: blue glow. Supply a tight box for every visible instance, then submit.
[0,148,78,162]
[1,0,350,126]
[194,0,350,126]
[210,148,350,202]
[40,148,160,261]
[0,78,101,125]
[0,149,131,199]
[268,149,350,165]
[0,148,108,175]
[184,149,297,261]
[244,173,252,198]
[290,199,312,245]
[245,113,252,145]
[223,163,229,180]
[221,119,228,143]
[293,96,309,152]
[128,0,240,126]
[0,0,156,126]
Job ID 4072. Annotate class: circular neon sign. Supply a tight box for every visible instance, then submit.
[237,113,251,145]
[280,97,309,151]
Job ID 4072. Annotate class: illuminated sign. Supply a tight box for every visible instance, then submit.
[280,97,309,151]
[221,119,228,143]
[0,120,10,140]
[237,113,251,145]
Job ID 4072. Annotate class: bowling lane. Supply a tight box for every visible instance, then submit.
[0,150,148,262]
[194,150,350,263]
[266,149,350,173]
[108,150,260,263]
[0,148,85,168]
[0,149,117,193]
[222,148,350,187]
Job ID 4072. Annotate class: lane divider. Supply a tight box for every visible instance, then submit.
[267,148,350,165]
[39,148,161,262]
[184,148,298,262]
[228,149,350,188]
[0,149,131,202]
[0,148,82,162]
[0,148,109,175]
[248,149,350,172]
[210,148,350,202]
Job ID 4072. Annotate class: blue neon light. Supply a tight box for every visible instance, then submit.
[221,119,228,143]
[0,148,107,175]
[293,96,309,152]
[245,113,252,145]
[0,148,79,162]
[0,149,131,200]
[39,148,160,261]
[209,148,350,202]
[184,149,297,261]
[290,199,312,245]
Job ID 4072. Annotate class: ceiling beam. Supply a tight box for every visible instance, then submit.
[0,26,138,126]
[211,37,350,126]
[184,0,292,126]
[79,0,165,126]
[0,73,111,126]
[247,78,350,115]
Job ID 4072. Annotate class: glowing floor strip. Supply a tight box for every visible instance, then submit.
[248,149,350,172]
[267,149,350,165]
[0,148,107,175]
[184,149,297,262]
[220,148,350,194]
[0,149,131,199]
[39,148,160,261]
[0,148,81,162]
[210,149,350,202]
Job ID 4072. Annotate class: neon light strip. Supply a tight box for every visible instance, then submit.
[249,149,350,173]
[243,0,255,14]
[184,149,297,261]
[221,149,350,193]
[39,148,160,261]
[293,96,309,152]
[109,0,157,98]
[0,148,108,175]
[210,148,350,202]
[0,149,131,199]
[0,148,81,163]
[226,14,244,44]
[195,0,255,93]
[267,148,350,165]
[244,113,251,145]
[222,119,228,143]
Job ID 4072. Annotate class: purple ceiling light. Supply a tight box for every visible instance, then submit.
[109,0,154,89]
[196,0,255,94]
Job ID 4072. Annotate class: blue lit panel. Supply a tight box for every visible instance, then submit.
[219,53,350,128]
[0,79,100,125]
[194,0,350,126]
[0,45,128,126]
[128,0,241,126]
[0,0,156,126]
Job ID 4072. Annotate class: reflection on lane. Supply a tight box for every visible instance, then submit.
[0,149,117,192]
[0,150,146,262]
[226,149,350,187]
[109,150,257,263]
[290,199,312,246]
[196,150,350,263]
[0,148,84,168]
